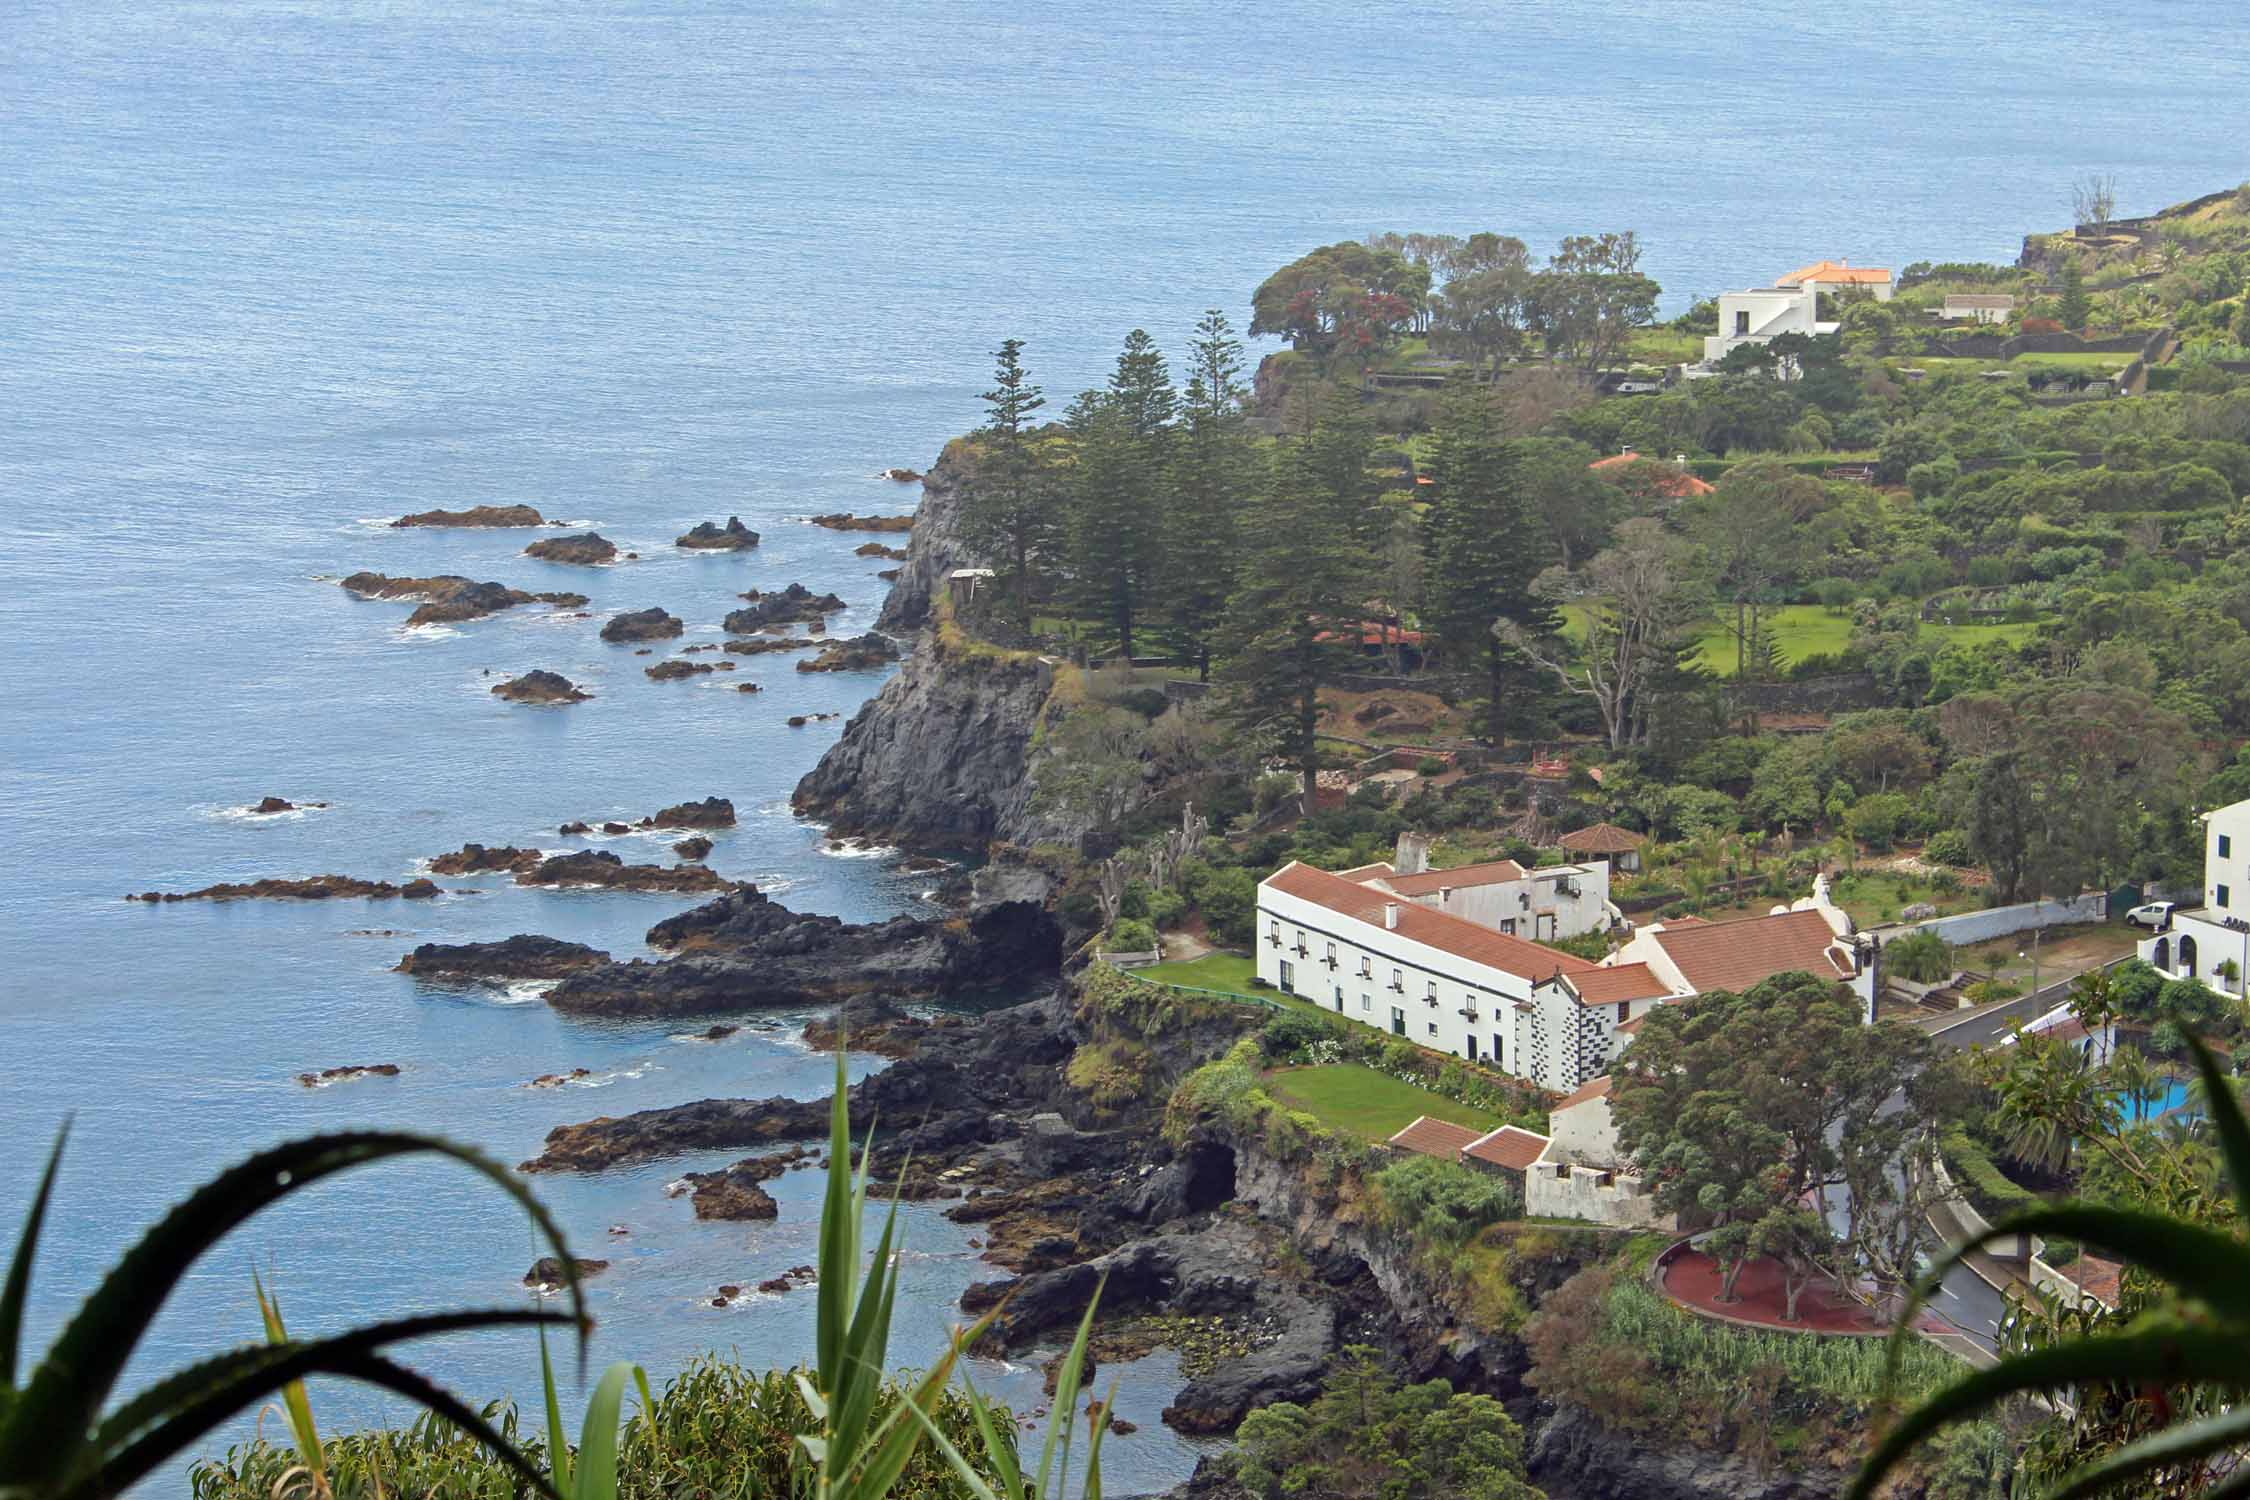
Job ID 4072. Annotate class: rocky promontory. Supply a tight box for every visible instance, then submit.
[492,670,591,703]
[676,517,760,551]
[396,933,612,980]
[427,842,544,875]
[724,584,846,634]
[648,796,735,828]
[600,607,685,643]
[524,532,619,564]
[809,512,913,533]
[392,504,546,528]
[678,1145,816,1220]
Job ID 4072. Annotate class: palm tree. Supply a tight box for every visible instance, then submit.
[2104,1043,2162,1126]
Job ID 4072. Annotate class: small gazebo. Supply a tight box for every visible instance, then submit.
[1559,821,1647,873]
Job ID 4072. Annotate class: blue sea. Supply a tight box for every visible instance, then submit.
[2,0,2244,1488]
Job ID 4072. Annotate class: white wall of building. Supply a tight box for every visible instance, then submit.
[1405,862,1611,941]
[1524,1154,1669,1228]
[1547,1092,1621,1163]
[1703,285,1818,362]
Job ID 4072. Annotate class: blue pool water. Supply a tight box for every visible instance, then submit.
[3,0,2247,1487]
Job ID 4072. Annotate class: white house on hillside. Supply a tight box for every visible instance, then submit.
[1338,833,1618,942]
[1522,1076,1673,1229]
[1941,293,2015,323]
[2138,797,2250,995]
[1703,283,1826,363]
[1777,259,1896,302]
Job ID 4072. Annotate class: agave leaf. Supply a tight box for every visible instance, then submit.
[2185,1034,2250,1211]
[849,1334,965,1500]
[1035,1279,1106,1500]
[897,1395,1005,1500]
[2040,1405,2250,1500]
[631,1365,661,1466]
[815,1050,854,1392]
[252,1271,322,1479]
[570,1361,638,1500]
[85,1309,564,1469]
[540,1325,574,1498]
[1850,1325,2250,1500]
[959,1378,1023,1500]
[1081,1375,1119,1500]
[793,1371,829,1423]
[0,1123,66,1390]
[3,1131,587,1484]
[74,1343,565,1500]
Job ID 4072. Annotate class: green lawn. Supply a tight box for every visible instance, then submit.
[1686,605,2042,676]
[1264,1062,1502,1142]
[1142,953,1262,996]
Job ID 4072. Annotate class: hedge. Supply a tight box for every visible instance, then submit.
[1941,1125,2042,1221]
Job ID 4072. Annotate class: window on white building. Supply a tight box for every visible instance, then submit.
[1360,993,1371,1011]
[1426,1022,1438,1037]
[1358,956,1372,977]
[2223,834,2234,858]
[1390,968,1404,992]
[1389,1007,1405,1036]
[1267,919,1279,946]
[1325,941,1337,967]
[2223,884,2234,909]
[1278,959,1294,989]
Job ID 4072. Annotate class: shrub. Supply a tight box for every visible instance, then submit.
[1372,1154,1521,1245]
[1923,828,1974,866]
[1259,1010,1335,1062]
[1845,791,1914,851]
[2021,315,2062,334]
[1941,1125,2041,1220]
[1962,979,2022,1004]
[1145,885,1186,929]
[1416,756,1448,776]
[1104,918,1157,953]
[1181,861,1257,946]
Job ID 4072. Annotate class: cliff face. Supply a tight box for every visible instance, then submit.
[1529,1403,1845,1500]
[877,438,979,632]
[796,439,1087,855]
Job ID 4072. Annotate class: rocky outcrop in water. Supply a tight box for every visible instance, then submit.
[647,797,735,828]
[514,850,735,894]
[395,934,611,980]
[881,467,923,483]
[249,796,326,814]
[725,636,822,656]
[676,517,760,551]
[724,584,846,634]
[679,1145,815,1220]
[427,843,544,875]
[673,835,713,861]
[130,876,439,902]
[809,512,913,533]
[855,541,909,560]
[297,1063,401,1087]
[524,1256,609,1288]
[600,607,685,642]
[796,633,899,672]
[393,504,546,528]
[341,573,586,627]
[492,671,591,703]
[525,532,618,564]
[646,658,734,680]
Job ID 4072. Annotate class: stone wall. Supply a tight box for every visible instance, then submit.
[1895,891,2108,947]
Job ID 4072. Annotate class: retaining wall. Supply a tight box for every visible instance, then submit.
[1903,892,2108,947]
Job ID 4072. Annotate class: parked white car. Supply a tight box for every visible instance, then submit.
[2126,901,2177,930]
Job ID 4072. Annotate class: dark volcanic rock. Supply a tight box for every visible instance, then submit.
[801,994,942,1060]
[855,541,909,560]
[646,797,736,829]
[523,1255,609,1287]
[680,1146,813,1220]
[676,517,761,551]
[393,504,546,528]
[492,670,591,704]
[298,1063,400,1087]
[797,633,899,673]
[341,573,584,627]
[881,467,923,483]
[427,843,544,875]
[809,512,913,533]
[395,934,611,980]
[600,607,685,643]
[525,532,619,564]
[724,584,847,634]
[515,850,735,894]
[251,796,305,814]
[723,636,822,655]
[736,682,764,693]
[130,875,434,903]
[674,835,714,861]
[1529,1402,1843,1500]
[646,658,733,681]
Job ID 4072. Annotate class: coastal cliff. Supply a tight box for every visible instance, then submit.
[795,440,1086,855]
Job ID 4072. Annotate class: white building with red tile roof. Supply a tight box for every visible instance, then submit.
[1521,1074,1672,1228]
[1606,878,1876,1020]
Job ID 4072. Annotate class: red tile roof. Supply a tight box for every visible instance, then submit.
[1373,859,1530,896]
[1555,1075,1613,1111]
[2060,1254,2122,1309]
[1464,1125,1551,1172]
[1264,862,1595,982]
[1563,963,1672,1005]
[1388,1116,1483,1159]
[1558,822,1647,855]
[1333,862,1396,881]
[1649,908,1853,995]
[1780,260,1893,286]
[1587,454,1715,498]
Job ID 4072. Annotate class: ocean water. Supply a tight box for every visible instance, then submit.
[2,0,2245,1488]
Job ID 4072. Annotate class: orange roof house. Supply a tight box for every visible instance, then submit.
[1778,259,1895,297]
[1588,450,1714,499]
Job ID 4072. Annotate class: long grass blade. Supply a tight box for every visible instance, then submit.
[81,1350,560,1500]
[2185,1034,2250,1210]
[0,1121,67,1388]
[1082,1375,1119,1500]
[896,1395,1005,1500]
[540,1324,574,1498]
[1850,1326,2250,1500]
[571,1362,639,1500]
[815,1050,854,1394]
[1034,1279,1106,1500]
[4,1131,587,1483]
[252,1271,322,1479]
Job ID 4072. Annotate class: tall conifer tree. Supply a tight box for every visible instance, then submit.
[1066,331,1175,659]
[963,339,1053,632]
[1166,311,1254,680]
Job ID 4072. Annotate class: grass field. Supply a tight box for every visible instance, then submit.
[1264,1062,1501,1142]
[1564,603,2039,675]
[1141,953,1262,996]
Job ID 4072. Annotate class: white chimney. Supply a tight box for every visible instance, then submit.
[1384,903,1400,931]
[1395,831,1431,876]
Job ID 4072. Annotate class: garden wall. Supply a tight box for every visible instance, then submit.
[1726,673,1887,715]
[1904,891,2108,947]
